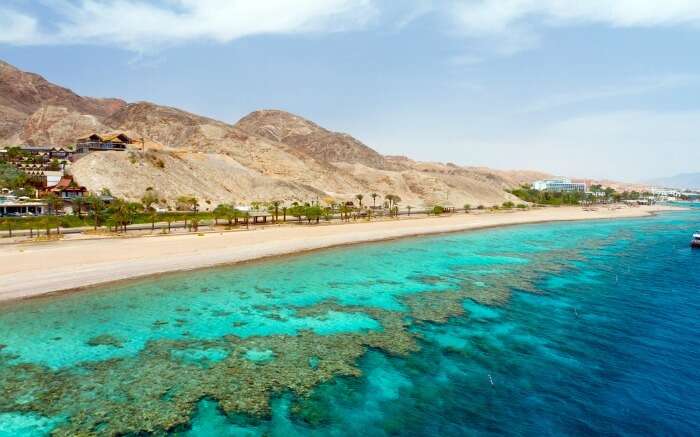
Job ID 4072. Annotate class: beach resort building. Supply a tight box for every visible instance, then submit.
[76,133,132,154]
[0,194,46,217]
[651,187,682,198]
[50,175,87,199]
[19,146,73,160]
[532,178,586,192]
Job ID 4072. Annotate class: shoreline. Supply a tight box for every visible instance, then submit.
[0,205,684,304]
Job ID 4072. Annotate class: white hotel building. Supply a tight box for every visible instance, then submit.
[532,178,587,192]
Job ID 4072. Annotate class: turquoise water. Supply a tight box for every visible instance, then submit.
[1,208,699,435]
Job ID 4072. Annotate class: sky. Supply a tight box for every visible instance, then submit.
[1,0,700,182]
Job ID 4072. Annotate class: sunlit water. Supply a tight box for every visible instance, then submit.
[1,207,699,436]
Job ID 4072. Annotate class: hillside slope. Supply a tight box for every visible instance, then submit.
[0,60,124,145]
[1,60,527,208]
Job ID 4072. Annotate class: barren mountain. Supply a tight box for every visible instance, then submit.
[235,109,397,170]
[0,60,124,145]
[1,60,532,208]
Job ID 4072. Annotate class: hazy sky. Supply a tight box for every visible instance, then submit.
[2,1,700,182]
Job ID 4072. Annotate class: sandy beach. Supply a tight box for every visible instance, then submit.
[0,205,681,303]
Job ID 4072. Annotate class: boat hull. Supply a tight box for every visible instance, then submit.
[692,240,700,248]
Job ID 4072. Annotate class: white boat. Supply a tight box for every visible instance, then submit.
[692,231,700,248]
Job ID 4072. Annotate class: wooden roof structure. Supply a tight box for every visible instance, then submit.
[76,133,132,144]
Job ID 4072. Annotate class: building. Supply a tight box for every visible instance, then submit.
[20,146,73,160]
[76,133,132,154]
[651,187,682,197]
[0,194,46,217]
[50,175,87,199]
[532,178,586,192]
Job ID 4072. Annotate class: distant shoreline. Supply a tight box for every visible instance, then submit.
[0,205,684,304]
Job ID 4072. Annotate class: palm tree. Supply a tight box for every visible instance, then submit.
[371,193,378,207]
[355,194,364,208]
[141,189,160,231]
[39,217,52,236]
[43,193,64,216]
[190,214,201,232]
[1,219,13,238]
[164,214,174,232]
[73,196,85,218]
[269,200,282,223]
[339,204,351,222]
[108,199,141,233]
[86,194,106,230]
[406,205,413,216]
[385,194,401,210]
[384,194,394,209]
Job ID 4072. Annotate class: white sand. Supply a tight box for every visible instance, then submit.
[0,205,681,303]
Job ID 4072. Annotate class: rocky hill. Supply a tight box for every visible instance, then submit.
[0,60,124,146]
[1,60,535,208]
[235,109,398,170]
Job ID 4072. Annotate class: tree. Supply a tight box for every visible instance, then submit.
[39,216,59,236]
[289,204,305,223]
[141,188,162,231]
[141,189,159,211]
[1,218,14,238]
[86,194,106,230]
[406,205,413,216]
[463,204,471,213]
[355,194,364,208]
[108,199,141,233]
[214,204,236,227]
[164,214,174,232]
[432,205,445,215]
[43,193,64,216]
[339,204,351,222]
[370,193,379,207]
[322,207,333,221]
[190,214,201,232]
[0,163,27,189]
[385,194,401,209]
[384,194,394,208]
[73,196,86,218]
[304,205,322,224]
[269,200,282,223]
[176,195,198,213]
[213,204,225,225]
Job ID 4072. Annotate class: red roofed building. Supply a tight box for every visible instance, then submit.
[50,175,87,199]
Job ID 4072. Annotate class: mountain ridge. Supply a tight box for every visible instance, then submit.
[1,60,534,207]
[648,172,700,190]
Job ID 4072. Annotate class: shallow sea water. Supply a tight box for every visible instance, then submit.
[1,208,699,436]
